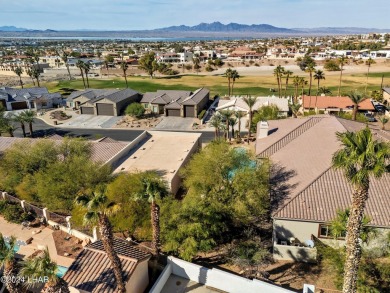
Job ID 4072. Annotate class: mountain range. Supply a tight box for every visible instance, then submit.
[0,22,389,37]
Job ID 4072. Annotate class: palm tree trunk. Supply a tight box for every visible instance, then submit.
[247,112,252,144]
[365,65,370,94]
[29,122,34,138]
[85,73,90,88]
[226,120,230,141]
[124,72,128,88]
[21,122,26,137]
[232,80,235,96]
[231,126,234,140]
[228,78,231,96]
[31,76,36,86]
[214,127,218,139]
[66,64,72,81]
[98,214,126,292]
[308,72,312,96]
[42,278,70,293]
[238,118,241,138]
[80,69,86,89]
[36,77,40,87]
[352,105,358,121]
[4,263,23,293]
[151,200,161,256]
[276,76,280,98]
[315,80,320,110]
[19,76,23,88]
[342,185,369,293]
[284,77,289,98]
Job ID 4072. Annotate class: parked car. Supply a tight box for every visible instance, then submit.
[364,113,376,122]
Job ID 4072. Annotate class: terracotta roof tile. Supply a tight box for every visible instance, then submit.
[302,96,374,110]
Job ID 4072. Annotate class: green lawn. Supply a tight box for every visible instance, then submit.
[41,71,389,98]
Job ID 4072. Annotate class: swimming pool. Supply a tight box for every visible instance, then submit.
[56,265,69,278]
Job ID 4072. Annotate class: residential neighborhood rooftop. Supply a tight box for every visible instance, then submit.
[302,95,375,110]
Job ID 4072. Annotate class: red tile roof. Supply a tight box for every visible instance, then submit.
[302,96,375,110]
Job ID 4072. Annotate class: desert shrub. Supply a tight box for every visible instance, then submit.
[324,59,341,71]
[2,202,33,224]
[318,110,325,114]
[125,103,145,118]
[205,66,214,72]
[198,110,206,120]
[304,110,317,116]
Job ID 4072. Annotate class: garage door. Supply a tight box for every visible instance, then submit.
[96,103,114,116]
[184,106,195,117]
[11,101,28,110]
[80,106,94,115]
[166,109,180,116]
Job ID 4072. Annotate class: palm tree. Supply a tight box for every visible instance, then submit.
[75,190,126,293]
[378,115,389,130]
[283,70,293,98]
[32,68,41,87]
[305,64,315,97]
[13,66,24,88]
[0,115,17,137]
[332,128,390,293]
[314,70,325,109]
[20,110,36,137]
[347,92,368,121]
[61,52,72,81]
[0,234,24,293]
[82,62,91,88]
[224,68,233,96]
[192,56,201,74]
[319,86,332,95]
[338,56,348,97]
[364,58,376,94]
[19,247,70,293]
[243,96,257,144]
[120,61,129,88]
[231,70,240,96]
[292,75,300,102]
[229,117,237,139]
[13,113,26,137]
[234,110,246,138]
[299,77,308,100]
[76,60,86,89]
[273,65,285,98]
[26,67,35,86]
[289,101,301,118]
[209,114,223,139]
[220,109,234,141]
[137,176,167,256]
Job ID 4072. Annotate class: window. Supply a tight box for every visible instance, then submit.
[319,224,331,238]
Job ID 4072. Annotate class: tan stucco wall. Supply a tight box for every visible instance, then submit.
[383,91,390,104]
[126,260,149,293]
[274,219,320,243]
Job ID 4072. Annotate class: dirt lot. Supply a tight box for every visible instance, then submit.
[52,230,84,259]
[114,115,163,129]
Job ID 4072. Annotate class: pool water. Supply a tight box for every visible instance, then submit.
[5,242,20,252]
[56,265,69,278]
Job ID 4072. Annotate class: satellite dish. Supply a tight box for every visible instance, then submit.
[305,240,315,248]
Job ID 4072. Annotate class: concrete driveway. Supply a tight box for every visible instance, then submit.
[60,115,121,129]
[154,116,196,130]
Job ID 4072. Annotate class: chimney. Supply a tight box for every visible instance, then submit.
[258,121,269,139]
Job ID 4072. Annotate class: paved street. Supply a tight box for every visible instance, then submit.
[14,119,216,143]
[59,114,121,129]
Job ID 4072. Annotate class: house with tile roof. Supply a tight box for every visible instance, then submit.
[0,87,63,111]
[140,88,209,117]
[302,95,375,113]
[66,88,141,116]
[255,116,390,262]
[63,238,151,293]
[216,96,289,116]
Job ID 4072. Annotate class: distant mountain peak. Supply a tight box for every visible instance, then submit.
[155,22,297,33]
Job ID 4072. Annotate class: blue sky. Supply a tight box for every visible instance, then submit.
[0,0,388,30]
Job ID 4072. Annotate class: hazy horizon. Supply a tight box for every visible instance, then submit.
[0,0,388,31]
